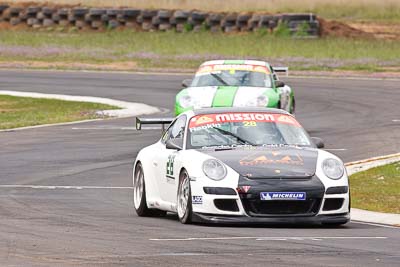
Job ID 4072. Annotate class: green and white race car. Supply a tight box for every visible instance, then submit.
[175,60,295,115]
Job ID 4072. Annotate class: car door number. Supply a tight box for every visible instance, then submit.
[166,154,176,178]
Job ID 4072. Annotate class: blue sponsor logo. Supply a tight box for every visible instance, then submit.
[192,196,203,204]
[260,192,306,201]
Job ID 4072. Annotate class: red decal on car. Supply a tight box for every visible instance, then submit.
[189,113,300,128]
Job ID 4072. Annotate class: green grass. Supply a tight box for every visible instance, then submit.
[0,95,119,129]
[0,30,399,72]
[350,162,400,213]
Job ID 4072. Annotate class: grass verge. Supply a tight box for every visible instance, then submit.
[350,162,400,214]
[0,30,399,72]
[0,95,118,129]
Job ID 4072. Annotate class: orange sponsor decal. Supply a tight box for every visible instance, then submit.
[193,115,214,126]
[196,64,270,74]
[277,115,299,126]
[239,151,304,166]
[253,65,269,73]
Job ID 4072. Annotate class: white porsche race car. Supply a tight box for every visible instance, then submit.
[133,108,350,225]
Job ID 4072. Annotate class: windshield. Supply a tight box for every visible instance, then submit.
[191,64,273,87]
[187,112,312,149]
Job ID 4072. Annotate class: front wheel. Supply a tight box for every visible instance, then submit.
[177,169,192,224]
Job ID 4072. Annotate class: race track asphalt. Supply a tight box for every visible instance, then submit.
[0,70,399,266]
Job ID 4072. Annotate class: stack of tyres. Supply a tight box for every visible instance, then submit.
[0,4,9,22]
[86,8,106,29]
[248,14,261,31]
[25,6,41,27]
[236,14,251,32]
[106,9,122,29]
[123,9,141,28]
[258,15,278,32]
[57,8,70,26]
[0,5,321,37]
[39,7,55,27]
[206,13,223,32]
[189,11,207,32]
[4,7,23,25]
[155,10,172,31]
[221,13,238,32]
[281,13,319,36]
[138,9,157,31]
[171,10,190,32]
[70,8,89,29]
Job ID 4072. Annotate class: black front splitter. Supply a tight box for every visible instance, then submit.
[192,212,350,226]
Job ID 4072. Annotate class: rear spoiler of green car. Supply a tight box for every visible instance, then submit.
[272,66,289,77]
[136,117,174,132]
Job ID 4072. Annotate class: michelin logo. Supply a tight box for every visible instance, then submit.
[260,192,306,201]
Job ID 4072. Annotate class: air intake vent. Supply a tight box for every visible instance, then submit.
[323,198,344,211]
[214,199,239,212]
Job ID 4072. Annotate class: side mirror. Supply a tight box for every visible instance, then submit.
[182,79,192,88]
[166,138,183,150]
[311,137,325,149]
[275,80,285,88]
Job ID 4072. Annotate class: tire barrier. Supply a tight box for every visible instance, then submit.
[189,11,207,32]
[0,4,320,36]
[172,10,190,32]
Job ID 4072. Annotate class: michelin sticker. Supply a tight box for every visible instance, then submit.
[192,196,203,204]
[260,192,306,201]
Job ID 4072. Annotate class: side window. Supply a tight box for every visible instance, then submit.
[161,115,187,143]
[170,115,187,139]
[161,124,174,144]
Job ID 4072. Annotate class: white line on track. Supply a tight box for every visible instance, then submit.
[0,185,133,189]
[393,119,400,122]
[256,236,388,241]
[150,236,388,241]
[324,148,347,151]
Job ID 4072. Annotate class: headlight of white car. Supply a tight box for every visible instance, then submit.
[322,158,344,180]
[202,159,227,180]
[234,93,268,107]
[178,95,193,108]
[255,95,268,106]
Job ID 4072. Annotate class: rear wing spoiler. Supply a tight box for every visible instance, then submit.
[135,117,174,132]
[272,66,289,77]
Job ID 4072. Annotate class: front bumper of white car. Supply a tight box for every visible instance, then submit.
[189,175,350,225]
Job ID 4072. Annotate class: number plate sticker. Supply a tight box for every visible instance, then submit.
[260,192,306,201]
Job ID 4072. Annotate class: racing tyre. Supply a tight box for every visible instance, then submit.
[177,169,193,224]
[133,162,166,217]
